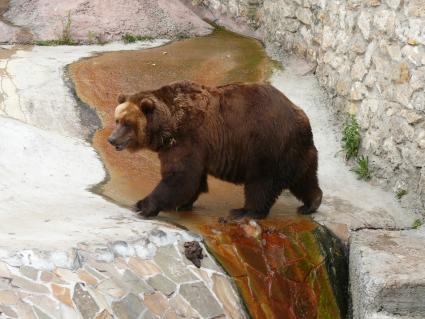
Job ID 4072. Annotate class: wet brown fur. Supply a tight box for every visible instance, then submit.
[108,80,322,219]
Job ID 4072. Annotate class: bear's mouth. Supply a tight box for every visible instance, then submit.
[115,140,130,151]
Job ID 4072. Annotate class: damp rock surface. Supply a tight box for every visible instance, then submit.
[350,227,425,319]
[3,0,212,42]
[199,218,348,319]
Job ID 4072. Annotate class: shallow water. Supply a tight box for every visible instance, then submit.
[69,29,347,319]
[69,28,278,215]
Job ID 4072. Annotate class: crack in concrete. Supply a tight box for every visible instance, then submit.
[0,48,27,121]
[351,226,416,232]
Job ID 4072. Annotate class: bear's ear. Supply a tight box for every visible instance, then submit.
[117,94,126,104]
[140,98,155,115]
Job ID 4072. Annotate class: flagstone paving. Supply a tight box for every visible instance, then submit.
[0,238,246,319]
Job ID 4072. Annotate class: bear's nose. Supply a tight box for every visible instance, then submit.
[108,136,116,146]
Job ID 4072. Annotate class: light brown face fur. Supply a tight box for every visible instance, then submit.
[108,101,147,151]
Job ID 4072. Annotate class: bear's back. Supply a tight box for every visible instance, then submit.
[215,82,310,142]
[203,82,313,183]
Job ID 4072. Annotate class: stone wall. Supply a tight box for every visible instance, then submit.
[197,0,425,214]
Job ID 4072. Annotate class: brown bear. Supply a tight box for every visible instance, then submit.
[108,80,322,219]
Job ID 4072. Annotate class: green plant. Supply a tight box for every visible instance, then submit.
[122,33,153,44]
[87,31,95,44]
[60,11,74,44]
[34,12,77,46]
[122,33,139,43]
[354,156,371,180]
[96,34,108,45]
[34,39,77,46]
[342,115,361,160]
[34,40,61,46]
[412,219,423,229]
[396,189,408,200]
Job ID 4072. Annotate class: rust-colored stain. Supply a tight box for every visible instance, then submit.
[200,218,342,319]
[69,29,344,319]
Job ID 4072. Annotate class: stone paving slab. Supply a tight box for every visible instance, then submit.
[350,227,425,319]
[0,236,247,319]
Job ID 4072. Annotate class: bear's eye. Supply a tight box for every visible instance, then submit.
[115,120,118,125]
[123,122,131,128]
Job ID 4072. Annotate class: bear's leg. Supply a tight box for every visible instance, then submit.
[135,156,205,218]
[289,172,322,215]
[230,178,282,219]
[176,174,208,211]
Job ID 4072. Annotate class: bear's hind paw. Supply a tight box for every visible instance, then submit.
[229,208,268,220]
[229,208,247,220]
[297,205,316,215]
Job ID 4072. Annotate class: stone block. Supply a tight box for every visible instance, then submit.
[180,282,224,318]
[11,275,49,294]
[351,56,367,81]
[52,284,73,308]
[73,283,99,319]
[212,274,246,319]
[112,293,146,319]
[146,274,176,296]
[295,7,313,25]
[358,11,372,40]
[153,248,197,283]
[127,257,160,277]
[385,0,400,9]
[406,0,425,17]
[121,270,154,295]
[350,229,425,318]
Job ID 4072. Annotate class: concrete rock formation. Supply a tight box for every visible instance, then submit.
[1,0,212,43]
[350,228,425,319]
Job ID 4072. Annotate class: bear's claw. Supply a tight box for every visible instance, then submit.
[135,198,160,218]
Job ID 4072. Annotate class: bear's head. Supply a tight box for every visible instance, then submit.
[108,89,178,152]
[108,81,208,152]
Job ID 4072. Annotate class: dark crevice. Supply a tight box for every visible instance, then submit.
[351,226,414,232]
[314,226,350,319]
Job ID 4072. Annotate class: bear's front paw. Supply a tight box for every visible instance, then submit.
[135,197,160,218]
[176,203,193,212]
